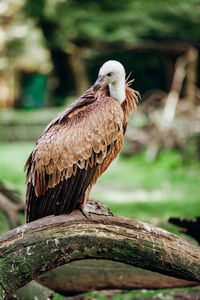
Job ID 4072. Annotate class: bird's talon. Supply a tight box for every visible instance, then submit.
[80,208,91,219]
[80,200,112,217]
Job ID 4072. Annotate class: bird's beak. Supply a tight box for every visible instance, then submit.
[93,75,106,91]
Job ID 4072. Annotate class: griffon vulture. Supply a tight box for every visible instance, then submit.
[25,60,139,222]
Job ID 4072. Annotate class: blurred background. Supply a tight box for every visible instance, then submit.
[1,0,200,299]
[0,0,200,249]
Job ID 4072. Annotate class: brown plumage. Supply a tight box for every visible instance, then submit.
[25,60,139,222]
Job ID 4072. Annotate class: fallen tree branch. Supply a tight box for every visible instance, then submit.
[0,211,200,299]
[37,260,198,295]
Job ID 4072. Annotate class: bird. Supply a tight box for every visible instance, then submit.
[24,60,139,223]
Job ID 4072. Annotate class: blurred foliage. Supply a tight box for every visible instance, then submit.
[3,0,199,105]
[81,287,200,300]
[5,38,25,58]
[0,105,75,141]
[21,0,200,104]
[24,0,200,49]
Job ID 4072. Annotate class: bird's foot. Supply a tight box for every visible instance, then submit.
[80,199,113,219]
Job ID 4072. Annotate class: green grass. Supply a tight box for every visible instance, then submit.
[82,287,200,300]
[0,142,34,197]
[0,142,34,233]
[92,150,200,220]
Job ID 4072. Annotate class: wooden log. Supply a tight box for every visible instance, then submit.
[37,260,198,295]
[0,211,200,299]
[67,44,89,96]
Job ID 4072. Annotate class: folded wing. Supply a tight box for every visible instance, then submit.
[25,92,123,222]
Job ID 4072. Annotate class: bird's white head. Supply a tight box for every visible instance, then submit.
[93,60,126,104]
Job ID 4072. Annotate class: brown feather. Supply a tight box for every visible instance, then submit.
[25,76,139,223]
[81,81,140,197]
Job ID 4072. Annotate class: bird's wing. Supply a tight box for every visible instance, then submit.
[25,94,123,222]
[41,87,97,134]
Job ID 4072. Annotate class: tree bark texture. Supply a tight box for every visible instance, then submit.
[67,44,89,96]
[162,46,198,128]
[162,53,187,128]
[37,260,198,295]
[0,211,199,299]
[185,47,198,102]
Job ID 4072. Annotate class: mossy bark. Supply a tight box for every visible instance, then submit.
[0,211,199,299]
[37,260,198,295]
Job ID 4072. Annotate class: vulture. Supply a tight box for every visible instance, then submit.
[25,60,139,223]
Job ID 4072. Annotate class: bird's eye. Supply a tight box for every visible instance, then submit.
[107,72,112,77]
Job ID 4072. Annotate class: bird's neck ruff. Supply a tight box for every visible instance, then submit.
[98,79,139,115]
[121,80,140,125]
[109,78,126,104]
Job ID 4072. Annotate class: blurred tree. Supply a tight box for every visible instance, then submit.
[24,0,200,45]
[23,0,135,103]
[23,0,200,104]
